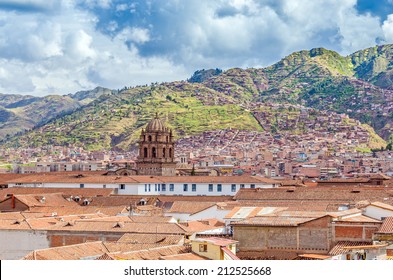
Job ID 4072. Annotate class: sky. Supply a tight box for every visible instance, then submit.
[0,0,393,96]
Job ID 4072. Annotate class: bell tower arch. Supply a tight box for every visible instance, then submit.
[136,113,176,176]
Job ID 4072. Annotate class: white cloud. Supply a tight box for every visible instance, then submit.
[115,27,150,44]
[83,0,112,9]
[383,14,393,42]
[0,0,391,96]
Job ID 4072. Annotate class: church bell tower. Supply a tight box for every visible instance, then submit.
[136,113,176,176]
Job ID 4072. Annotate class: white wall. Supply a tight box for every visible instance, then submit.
[190,207,231,221]
[0,230,49,260]
[363,205,393,221]
[163,212,191,222]
[10,181,275,196]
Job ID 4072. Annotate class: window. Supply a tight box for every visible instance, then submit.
[148,184,151,192]
[144,147,148,157]
[240,184,245,188]
[145,184,147,192]
[250,184,255,189]
[208,184,213,192]
[231,184,236,192]
[148,135,152,141]
[162,184,166,191]
[183,184,188,192]
[80,184,84,188]
[103,184,106,188]
[120,184,125,190]
[158,184,160,191]
[154,184,157,191]
[169,184,174,192]
[199,244,207,252]
[163,148,166,157]
[217,184,222,192]
[192,184,197,192]
[152,147,156,158]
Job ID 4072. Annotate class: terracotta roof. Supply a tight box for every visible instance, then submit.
[0,219,31,230]
[1,193,78,208]
[0,212,26,220]
[24,205,127,217]
[21,241,110,260]
[343,244,388,249]
[221,247,240,260]
[103,245,191,260]
[233,187,393,204]
[160,252,208,260]
[316,178,371,183]
[236,250,298,260]
[236,200,344,211]
[297,254,331,260]
[166,201,216,214]
[231,214,327,227]
[337,215,382,223]
[117,233,184,245]
[47,220,190,234]
[21,241,166,260]
[378,217,393,233]
[329,241,373,256]
[195,237,238,246]
[180,220,225,232]
[0,187,114,200]
[0,173,31,185]
[87,196,156,207]
[368,201,393,211]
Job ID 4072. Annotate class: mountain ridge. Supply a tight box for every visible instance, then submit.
[2,44,393,151]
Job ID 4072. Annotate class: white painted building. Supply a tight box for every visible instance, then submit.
[6,174,279,196]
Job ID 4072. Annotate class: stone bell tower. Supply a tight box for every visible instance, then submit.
[136,113,176,176]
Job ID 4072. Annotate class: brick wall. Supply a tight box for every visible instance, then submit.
[233,225,329,253]
[333,223,381,242]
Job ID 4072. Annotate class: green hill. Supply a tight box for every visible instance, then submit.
[3,45,393,150]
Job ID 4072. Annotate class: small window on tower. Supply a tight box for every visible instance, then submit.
[148,135,152,142]
[163,148,166,157]
[144,147,148,157]
[152,147,156,158]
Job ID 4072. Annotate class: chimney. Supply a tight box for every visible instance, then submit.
[11,194,15,209]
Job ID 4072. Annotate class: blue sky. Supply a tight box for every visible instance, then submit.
[0,0,392,96]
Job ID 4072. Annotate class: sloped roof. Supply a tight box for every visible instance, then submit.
[11,193,77,208]
[160,252,209,260]
[166,201,216,214]
[234,187,393,204]
[194,237,238,246]
[231,216,319,227]
[0,187,114,200]
[378,217,393,233]
[47,220,191,235]
[117,233,184,245]
[22,241,109,260]
[102,245,191,260]
[329,241,373,256]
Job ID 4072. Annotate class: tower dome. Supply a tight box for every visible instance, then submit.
[145,113,166,132]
